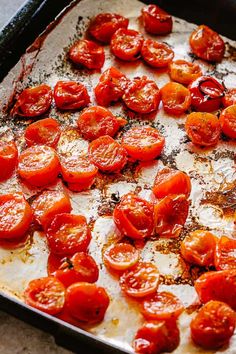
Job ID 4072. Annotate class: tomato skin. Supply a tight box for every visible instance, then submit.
[24,118,61,148]
[190,301,236,349]
[0,139,18,181]
[161,82,191,115]
[113,193,154,239]
[111,28,143,61]
[67,179,95,192]
[60,155,98,185]
[103,243,139,271]
[215,236,236,270]
[68,39,105,69]
[141,39,174,68]
[223,88,236,107]
[190,25,225,62]
[141,5,173,35]
[54,81,90,110]
[169,60,202,86]
[219,105,236,139]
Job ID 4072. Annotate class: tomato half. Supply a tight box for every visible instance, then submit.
[161,82,191,115]
[24,118,61,148]
[103,243,139,271]
[169,60,202,85]
[141,39,174,68]
[219,105,236,139]
[223,88,236,107]
[111,28,143,61]
[68,39,105,69]
[54,81,90,110]
[215,236,236,270]
[0,138,18,181]
[141,4,173,35]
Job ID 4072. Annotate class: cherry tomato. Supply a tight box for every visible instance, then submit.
[219,105,236,139]
[120,262,159,298]
[153,167,191,198]
[24,276,65,315]
[89,135,127,173]
[67,179,96,193]
[141,39,174,68]
[123,77,161,114]
[223,88,236,107]
[89,13,128,43]
[24,118,61,148]
[111,28,143,61]
[191,301,236,349]
[68,39,105,69]
[215,236,236,270]
[54,81,90,110]
[46,213,91,256]
[185,112,221,147]
[47,253,64,275]
[189,25,225,62]
[66,282,110,323]
[0,193,32,240]
[103,243,139,271]
[11,84,52,117]
[18,145,60,186]
[141,4,173,35]
[0,138,18,181]
[169,59,202,85]
[113,193,154,239]
[161,82,191,115]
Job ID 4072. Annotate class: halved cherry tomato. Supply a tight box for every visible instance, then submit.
[113,193,154,239]
[18,145,60,186]
[120,262,159,298]
[185,112,221,147]
[219,105,236,139]
[0,138,18,181]
[54,81,90,110]
[195,270,236,310]
[141,4,173,35]
[24,118,61,148]
[67,180,95,192]
[0,193,32,240]
[215,236,236,270]
[189,76,224,112]
[141,39,174,68]
[161,82,191,115]
[154,194,189,238]
[153,167,191,198]
[103,243,139,271]
[223,88,236,107]
[11,84,52,117]
[68,39,105,69]
[66,282,110,323]
[46,213,91,256]
[191,300,236,349]
[123,77,161,114]
[24,276,65,315]
[122,126,165,161]
[189,25,225,62]
[169,60,202,85]
[89,135,127,173]
[110,28,143,61]
[89,13,128,43]
[180,230,217,267]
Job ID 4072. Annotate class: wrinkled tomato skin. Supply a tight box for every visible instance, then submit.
[103,243,139,271]
[161,82,191,115]
[24,118,61,148]
[0,139,18,181]
[54,81,90,110]
[141,5,173,35]
[214,236,236,270]
[169,60,202,86]
[111,28,143,61]
[68,39,105,69]
[141,39,174,68]
[219,105,236,139]
[223,88,236,107]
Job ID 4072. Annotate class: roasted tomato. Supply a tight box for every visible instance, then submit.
[113,193,154,239]
[110,28,143,61]
[215,236,236,270]
[189,76,224,112]
[154,194,189,238]
[191,301,236,349]
[189,25,225,62]
[54,81,90,110]
[68,39,105,69]
[24,276,65,315]
[141,4,173,35]
[18,145,60,186]
[0,138,18,181]
[141,39,174,68]
[185,112,221,147]
[123,77,161,114]
[24,118,61,148]
[89,13,129,43]
[0,193,32,240]
[89,135,127,173]
[121,126,165,161]
[223,88,236,107]
[161,82,191,115]
[169,59,202,85]
[103,243,139,271]
[195,270,236,310]
[66,282,110,323]
[120,262,159,298]
[180,230,217,267]
[11,84,52,117]
[219,105,236,139]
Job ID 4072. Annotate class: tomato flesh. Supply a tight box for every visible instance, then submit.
[54,81,90,110]
[111,28,143,61]
[161,82,191,115]
[219,105,236,139]
[68,39,105,69]
[24,118,61,148]
[141,39,174,68]
[215,236,236,270]
[60,155,98,185]
[223,88,236,107]
[103,243,139,271]
[141,4,173,35]
[0,138,18,181]
[169,60,202,85]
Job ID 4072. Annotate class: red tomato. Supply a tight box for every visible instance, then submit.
[47,253,64,275]
[67,179,95,193]
[103,243,139,271]
[54,81,90,110]
[89,135,127,173]
[141,5,173,35]
[180,230,217,267]
[189,25,225,62]
[219,105,236,139]
[215,236,236,270]
[24,118,61,148]
[120,262,159,298]
[18,145,60,186]
[89,13,128,43]
[191,301,236,349]
[141,39,174,68]
[113,193,154,239]
[68,40,105,69]
[66,282,110,323]
[24,276,65,315]
[0,193,32,240]
[185,112,221,147]
[123,77,161,114]
[60,155,97,186]
[11,84,52,117]
[223,88,236,107]
[169,60,202,85]
[46,213,91,256]
[111,28,143,61]
[153,167,191,198]
[154,194,189,238]
[189,76,224,112]
[0,138,18,181]
[161,82,191,115]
